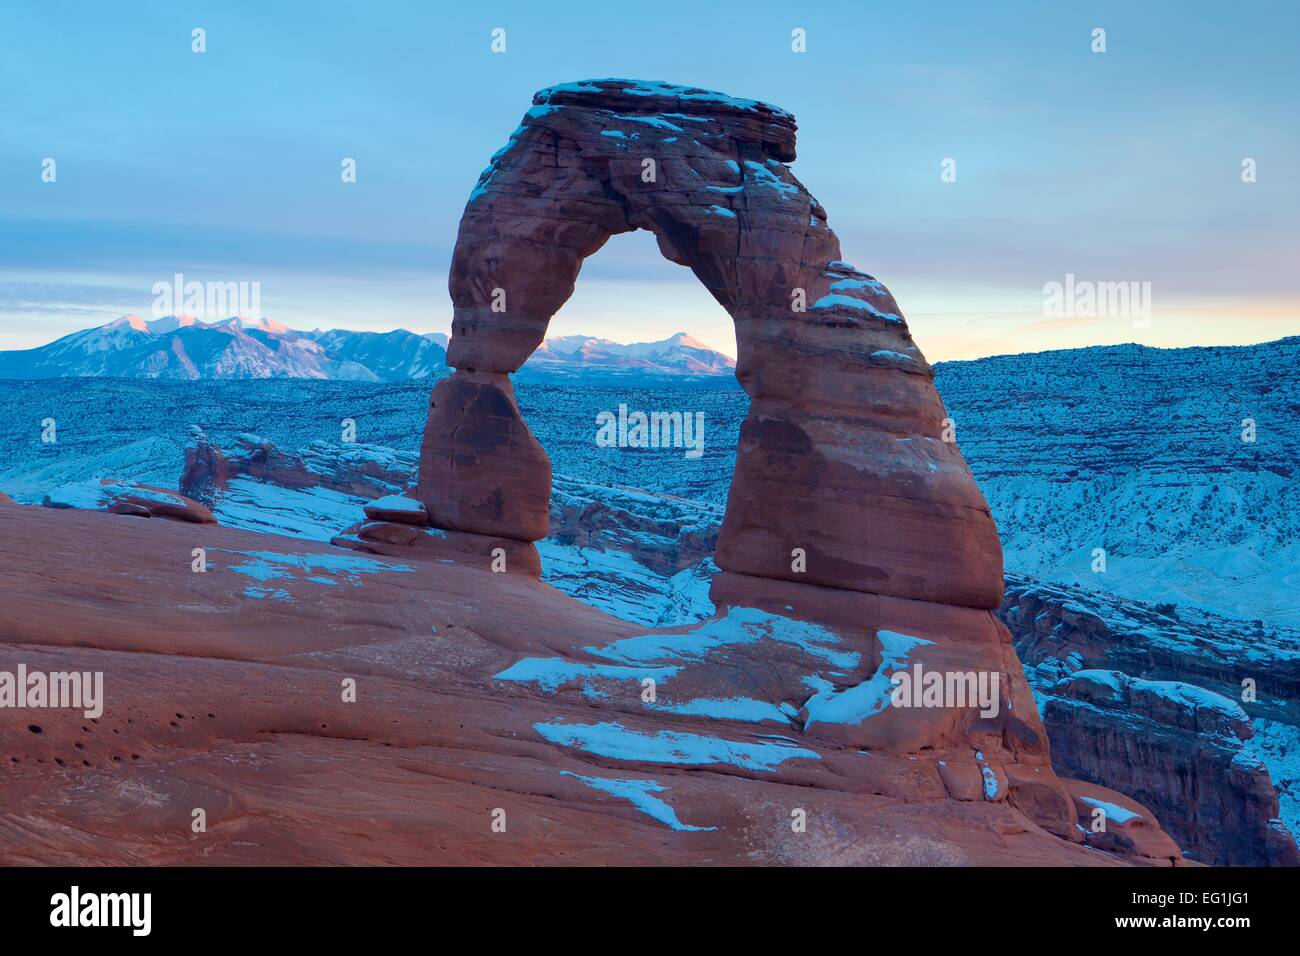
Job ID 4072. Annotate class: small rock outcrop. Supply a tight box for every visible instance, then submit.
[181,427,415,503]
[42,479,215,523]
[1063,779,1186,865]
[363,495,429,525]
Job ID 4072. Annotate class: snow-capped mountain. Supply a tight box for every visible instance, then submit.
[521,331,735,378]
[0,318,734,381]
[309,328,448,381]
[0,315,398,381]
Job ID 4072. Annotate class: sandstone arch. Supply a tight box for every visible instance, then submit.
[418,79,1003,609]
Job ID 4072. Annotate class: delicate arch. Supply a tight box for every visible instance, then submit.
[417,79,1003,608]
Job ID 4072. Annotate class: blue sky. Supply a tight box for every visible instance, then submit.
[1,0,1296,359]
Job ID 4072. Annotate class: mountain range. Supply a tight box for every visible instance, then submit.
[0,316,736,382]
[523,332,735,378]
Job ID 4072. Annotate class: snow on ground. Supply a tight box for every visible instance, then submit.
[561,771,715,832]
[214,548,414,588]
[584,606,857,670]
[802,631,934,729]
[211,478,368,541]
[535,540,715,628]
[534,720,819,772]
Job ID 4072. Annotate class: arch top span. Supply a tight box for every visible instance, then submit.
[418,78,1004,609]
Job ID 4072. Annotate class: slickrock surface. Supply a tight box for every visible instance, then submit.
[176,430,1285,865]
[421,78,1002,606]
[1,505,1142,866]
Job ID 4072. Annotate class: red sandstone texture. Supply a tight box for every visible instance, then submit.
[419,372,551,540]
[0,506,1161,865]
[418,78,1002,608]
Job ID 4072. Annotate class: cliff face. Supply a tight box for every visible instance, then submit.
[1002,575,1300,865]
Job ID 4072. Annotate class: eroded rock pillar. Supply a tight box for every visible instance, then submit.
[417,371,550,541]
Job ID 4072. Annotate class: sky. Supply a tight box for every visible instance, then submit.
[1,0,1296,360]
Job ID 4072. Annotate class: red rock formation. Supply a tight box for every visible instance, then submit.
[362,495,428,525]
[1063,779,1186,865]
[333,520,543,579]
[1043,669,1298,866]
[419,78,1002,608]
[409,79,1163,852]
[1002,576,1300,866]
[43,479,215,524]
[181,427,415,503]
[0,80,1183,867]
[419,372,550,540]
[707,571,1079,840]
